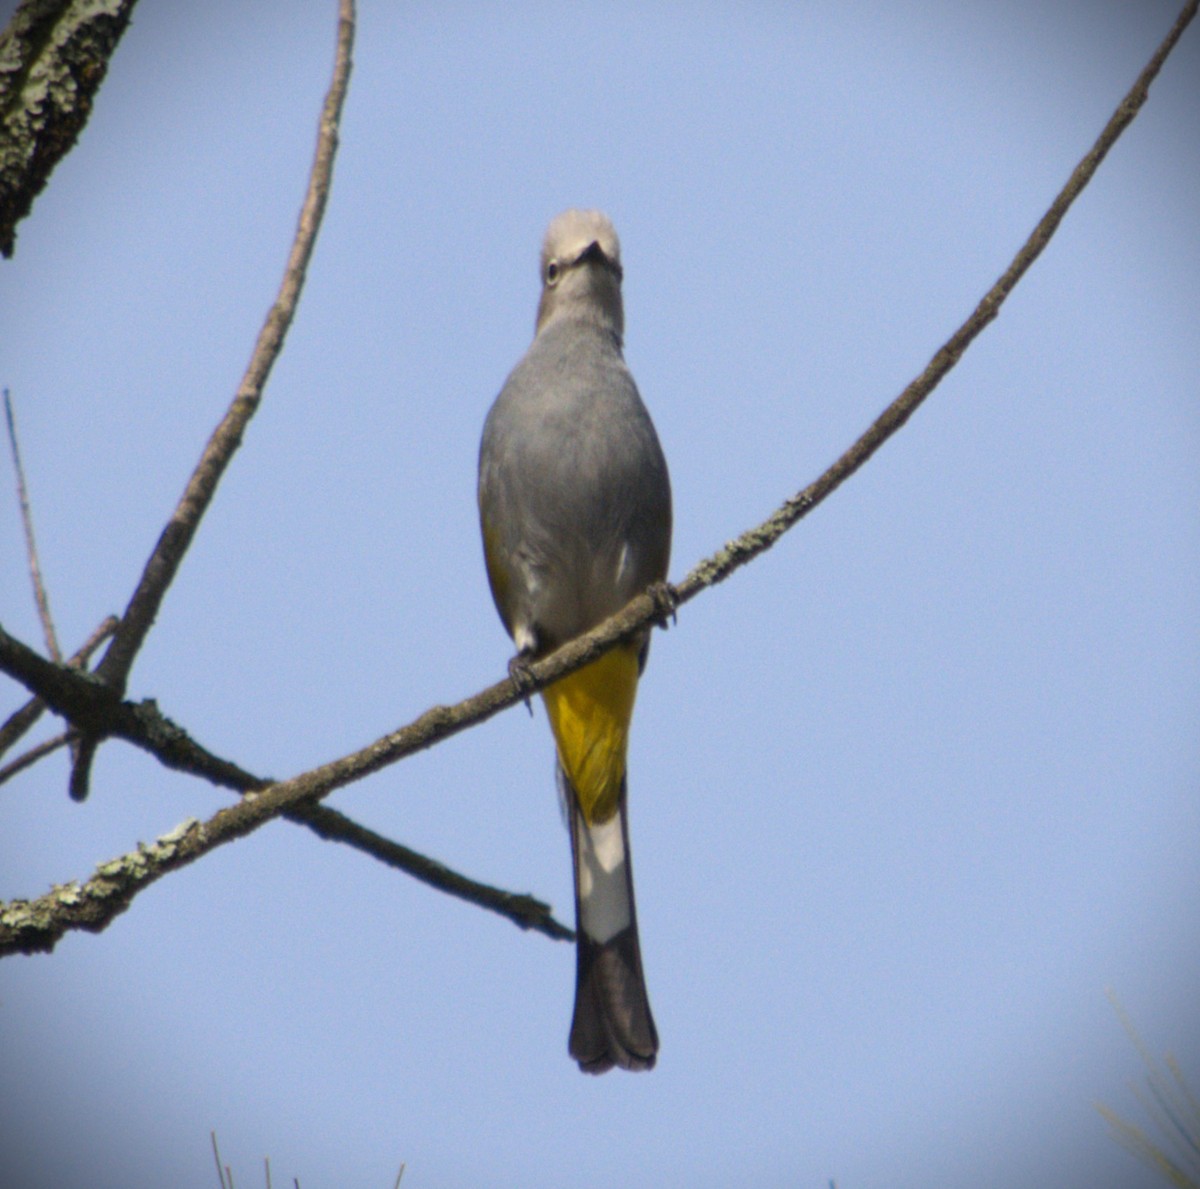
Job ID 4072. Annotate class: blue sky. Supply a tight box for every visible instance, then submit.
[1,3,1197,1187]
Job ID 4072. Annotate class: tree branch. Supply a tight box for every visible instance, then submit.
[93,0,353,688]
[0,621,573,942]
[0,0,569,948]
[65,0,352,801]
[0,0,139,258]
[88,0,350,700]
[286,802,574,941]
[65,0,355,800]
[674,0,1199,603]
[2,381,94,771]
[0,0,1193,956]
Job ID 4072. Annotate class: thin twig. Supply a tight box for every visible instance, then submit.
[66,0,356,801]
[4,388,60,661]
[0,615,117,760]
[287,800,572,939]
[211,1131,229,1189]
[4,385,89,773]
[0,0,1193,957]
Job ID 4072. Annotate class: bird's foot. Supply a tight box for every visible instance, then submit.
[508,652,537,716]
[647,581,679,629]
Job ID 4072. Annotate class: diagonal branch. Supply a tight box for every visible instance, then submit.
[0,0,1193,957]
[65,0,356,801]
[0,622,572,941]
[674,0,1199,603]
[286,803,573,941]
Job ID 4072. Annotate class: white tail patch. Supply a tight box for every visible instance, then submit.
[575,811,631,944]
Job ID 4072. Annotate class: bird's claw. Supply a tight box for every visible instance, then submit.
[508,653,537,715]
[647,581,679,629]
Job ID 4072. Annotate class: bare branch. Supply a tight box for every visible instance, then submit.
[0,0,140,258]
[1,383,89,774]
[210,1132,229,1189]
[674,0,1199,603]
[0,620,573,942]
[287,802,573,940]
[66,0,356,800]
[0,612,578,955]
[0,0,1192,956]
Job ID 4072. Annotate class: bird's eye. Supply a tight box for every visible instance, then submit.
[545,259,561,286]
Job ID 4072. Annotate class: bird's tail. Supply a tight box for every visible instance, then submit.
[562,765,658,1073]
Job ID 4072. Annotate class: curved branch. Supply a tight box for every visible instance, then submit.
[0,0,1193,957]
[66,0,355,800]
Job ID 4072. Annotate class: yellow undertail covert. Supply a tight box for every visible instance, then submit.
[541,643,640,826]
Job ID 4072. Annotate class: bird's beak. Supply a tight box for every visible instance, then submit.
[577,240,622,279]
[577,240,606,265]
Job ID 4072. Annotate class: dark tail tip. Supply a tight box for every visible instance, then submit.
[569,926,658,1074]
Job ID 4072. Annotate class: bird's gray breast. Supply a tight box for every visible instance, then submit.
[479,322,671,650]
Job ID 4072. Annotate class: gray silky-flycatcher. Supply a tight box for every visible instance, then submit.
[478,210,672,1073]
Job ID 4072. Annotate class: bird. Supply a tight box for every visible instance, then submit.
[478,209,672,1073]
